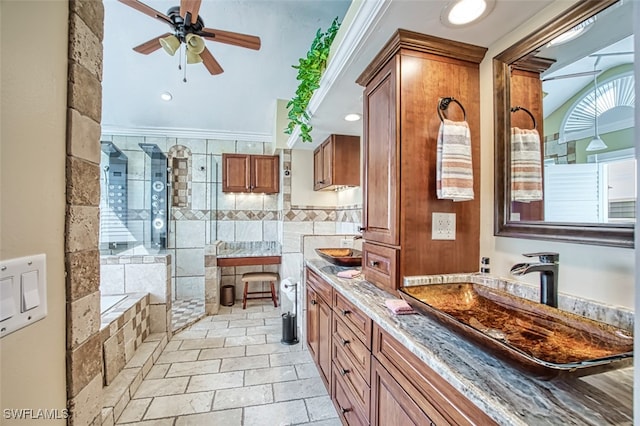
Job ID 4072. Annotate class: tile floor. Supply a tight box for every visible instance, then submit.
[116,301,340,425]
[172,298,206,331]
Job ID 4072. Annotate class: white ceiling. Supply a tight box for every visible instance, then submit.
[102,0,351,139]
[102,0,573,147]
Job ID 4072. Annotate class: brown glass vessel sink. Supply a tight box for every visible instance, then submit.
[399,283,633,379]
[316,248,362,267]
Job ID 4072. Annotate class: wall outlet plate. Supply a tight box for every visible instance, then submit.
[340,238,354,248]
[432,212,456,240]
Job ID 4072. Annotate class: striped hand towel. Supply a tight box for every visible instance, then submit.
[436,119,474,201]
[511,127,543,202]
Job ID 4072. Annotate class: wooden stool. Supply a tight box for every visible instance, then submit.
[241,272,279,309]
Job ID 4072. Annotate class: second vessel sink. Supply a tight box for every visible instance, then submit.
[315,248,362,267]
[399,283,633,379]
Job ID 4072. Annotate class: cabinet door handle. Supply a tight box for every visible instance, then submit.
[340,309,350,316]
[339,367,350,376]
[370,260,379,267]
[340,407,351,414]
[310,299,317,305]
[358,226,366,232]
[340,338,350,346]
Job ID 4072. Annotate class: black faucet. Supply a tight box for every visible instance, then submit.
[510,252,559,308]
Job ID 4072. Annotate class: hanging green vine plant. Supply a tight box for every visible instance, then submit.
[285,17,341,143]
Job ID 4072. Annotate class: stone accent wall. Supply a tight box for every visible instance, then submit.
[66,1,104,425]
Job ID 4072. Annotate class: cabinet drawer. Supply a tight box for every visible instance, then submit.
[306,268,333,304]
[333,339,370,417]
[373,325,497,426]
[333,316,371,384]
[362,242,399,292]
[333,291,372,348]
[332,365,369,426]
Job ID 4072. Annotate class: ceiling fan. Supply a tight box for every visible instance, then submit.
[118,0,261,76]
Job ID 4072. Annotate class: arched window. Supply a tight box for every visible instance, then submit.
[560,71,634,142]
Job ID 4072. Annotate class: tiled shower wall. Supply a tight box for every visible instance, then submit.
[100,135,281,301]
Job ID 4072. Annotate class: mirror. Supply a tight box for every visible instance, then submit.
[494,0,635,247]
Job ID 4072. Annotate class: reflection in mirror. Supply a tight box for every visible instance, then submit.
[494,0,635,247]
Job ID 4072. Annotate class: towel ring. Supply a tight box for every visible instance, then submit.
[510,106,537,130]
[438,97,466,122]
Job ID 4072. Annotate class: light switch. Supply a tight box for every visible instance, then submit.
[21,271,40,311]
[0,254,46,338]
[0,277,16,322]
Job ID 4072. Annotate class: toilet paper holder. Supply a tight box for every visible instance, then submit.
[281,280,299,345]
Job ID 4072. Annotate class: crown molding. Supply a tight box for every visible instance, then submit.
[287,0,390,148]
[101,125,272,142]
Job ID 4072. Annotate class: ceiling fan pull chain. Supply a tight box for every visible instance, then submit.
[183,47,188,83]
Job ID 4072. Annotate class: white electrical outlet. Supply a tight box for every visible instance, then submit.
[432,212,456,240]
[340,238,353,248]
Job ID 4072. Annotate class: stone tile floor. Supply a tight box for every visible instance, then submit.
[116,302,340,425]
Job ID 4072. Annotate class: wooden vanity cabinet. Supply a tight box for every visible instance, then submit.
[222,153,279,193]
[306,268,333,391]
[356,30,487,293]
[313,134,360,191]
[304,267,497,425]
[372,325,497,426]
[371,357,438,426]
[332,289,373,425]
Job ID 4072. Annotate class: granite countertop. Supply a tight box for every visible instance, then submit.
[216,241,282,258]
[305,259,633,426]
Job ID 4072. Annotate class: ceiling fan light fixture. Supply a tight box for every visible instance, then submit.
[186,34,206,55]
[159,35,180,56]
[186,50,203,64]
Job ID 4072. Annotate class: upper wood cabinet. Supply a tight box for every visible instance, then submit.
[313,134,360,191]
[222,154,279,194]
[356,30,487,293]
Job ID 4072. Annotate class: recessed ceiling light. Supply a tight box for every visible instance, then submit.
[344,113,361,122]
[441,0,495,27]
[161,92,173,101]
[548,17,596,47]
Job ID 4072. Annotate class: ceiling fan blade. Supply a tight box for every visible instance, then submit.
[542,70,601,82]
[133,33,172,54]
[200,48,224,75]
[118,0,172,25]
[180,0,202,25]
[200,28,261,50]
